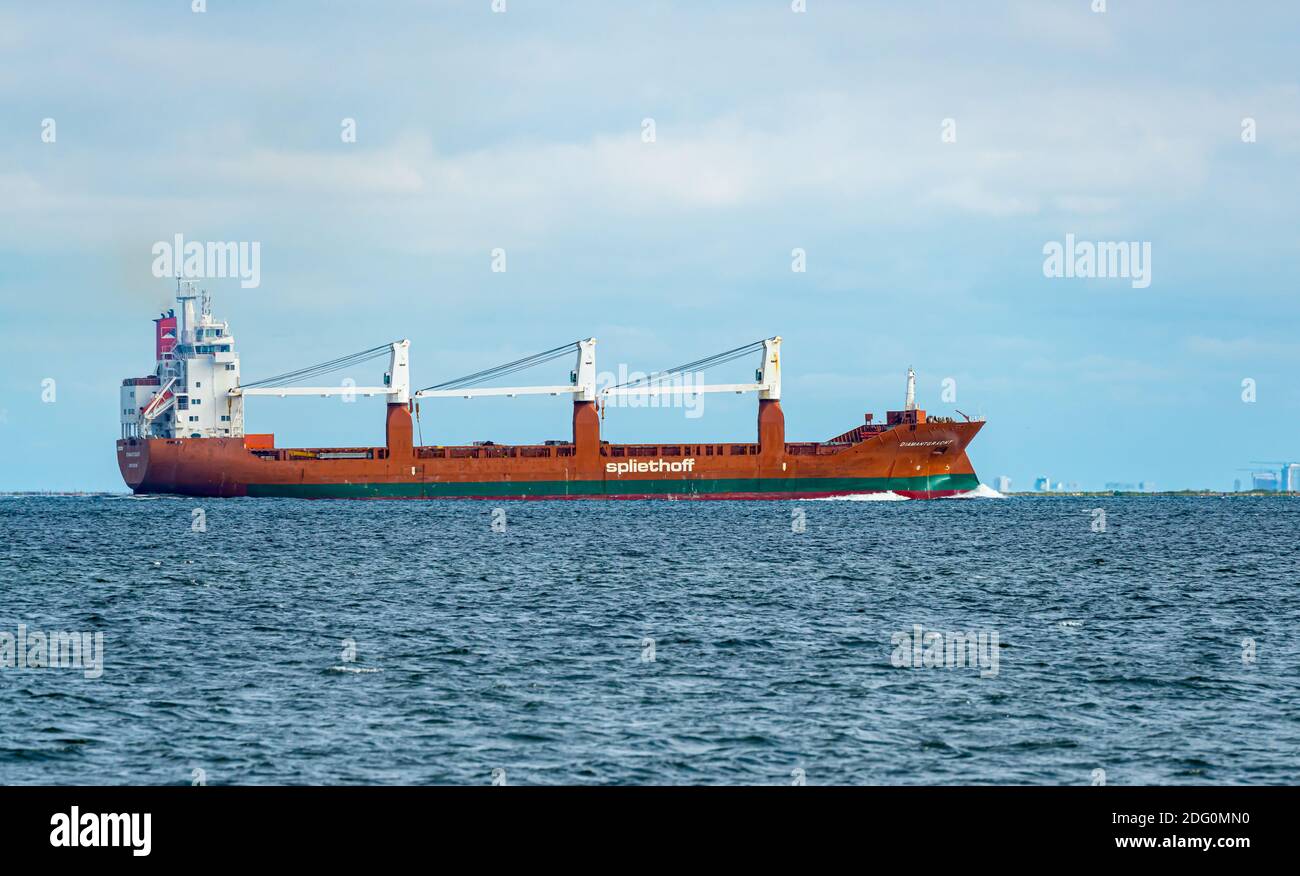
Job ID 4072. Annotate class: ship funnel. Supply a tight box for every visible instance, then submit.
[904,367,916,411]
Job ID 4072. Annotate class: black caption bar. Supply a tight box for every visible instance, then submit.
[0,786,1286,862]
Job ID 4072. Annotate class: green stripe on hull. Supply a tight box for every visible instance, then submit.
[246,473,981,499]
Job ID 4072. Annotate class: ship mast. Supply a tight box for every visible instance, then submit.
[176,278,200,345]
[904,367,916,412]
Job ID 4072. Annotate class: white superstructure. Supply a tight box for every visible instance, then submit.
[122,283,414,440]
[120,281,244,440]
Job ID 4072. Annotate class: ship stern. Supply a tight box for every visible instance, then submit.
[116,438,152,492]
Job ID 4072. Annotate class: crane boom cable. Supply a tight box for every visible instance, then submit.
[269,350,390,387]
[448,348,578,389]
[435,342,580,389]
[417,341,581,393]
[242,350,390,388]
[608,339,767,390]
[240,342,396,389]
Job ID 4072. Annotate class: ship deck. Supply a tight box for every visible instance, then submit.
[244,438,875,462]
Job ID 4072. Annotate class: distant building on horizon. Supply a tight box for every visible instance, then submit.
[1241,462,1298,492]
[995,475,1012,494]
[1252,471,1281,491]
[1034,476,1051,492]
[1234,478,1242,492]
[1285,464,1300,492]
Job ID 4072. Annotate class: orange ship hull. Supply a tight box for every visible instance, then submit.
[117,401,984,500]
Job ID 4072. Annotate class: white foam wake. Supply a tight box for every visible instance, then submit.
[804,491,910,502]
[943,483,1008,499]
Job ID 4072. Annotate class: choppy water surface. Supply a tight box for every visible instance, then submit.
[1,495,1296,785]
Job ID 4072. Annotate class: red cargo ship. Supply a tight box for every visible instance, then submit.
[117,284,984,499]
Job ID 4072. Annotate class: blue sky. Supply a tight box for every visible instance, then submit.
[2,0,1298,491]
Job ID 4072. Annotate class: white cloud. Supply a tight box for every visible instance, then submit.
[1185,336,1299,361]
[0,82,1267,260]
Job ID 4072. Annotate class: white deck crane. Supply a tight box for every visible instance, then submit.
[412,339,597,402]
[229,340,411,403]
[601,337,781,402]
[228,335,778,414]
